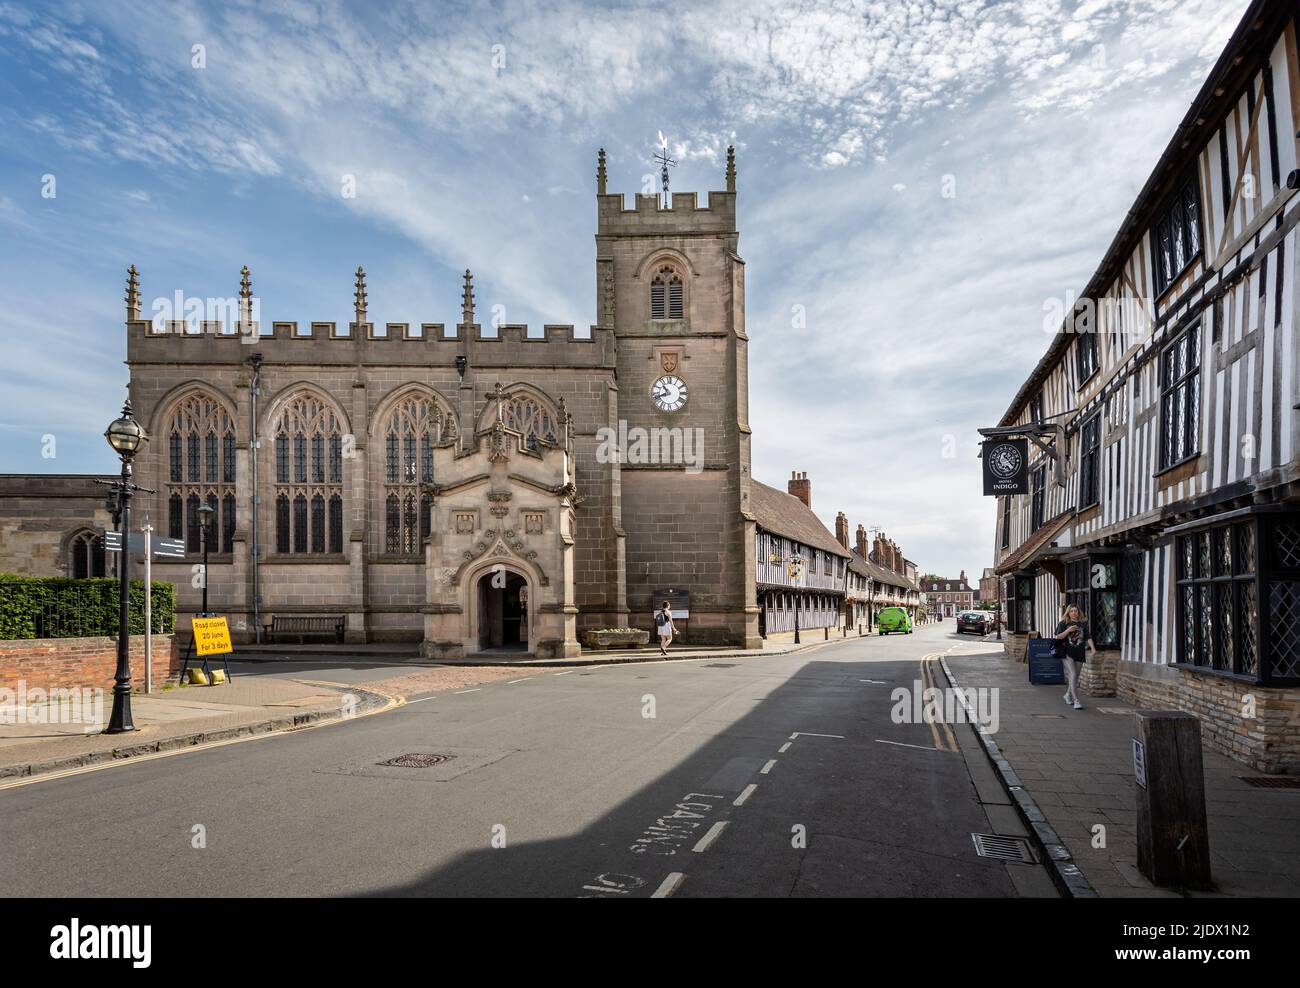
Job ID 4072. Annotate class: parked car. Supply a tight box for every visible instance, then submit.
[876,607,913,635]
[956,610,991,635]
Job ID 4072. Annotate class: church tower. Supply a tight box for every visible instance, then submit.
[595,146,759,647]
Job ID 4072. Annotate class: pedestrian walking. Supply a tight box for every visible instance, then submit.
[1053,603,1095,710]
[655,600,677,655]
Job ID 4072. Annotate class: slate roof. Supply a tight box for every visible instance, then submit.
[751,480,851,558]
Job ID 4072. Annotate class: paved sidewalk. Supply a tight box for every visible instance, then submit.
[945,648,1300,897]
[0,674,386,781]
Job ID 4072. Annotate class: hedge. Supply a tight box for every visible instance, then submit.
[0,574,176,641]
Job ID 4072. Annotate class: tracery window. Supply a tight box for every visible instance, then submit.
[68,530,106,579]
[650,265,684,320]
[498,392,559,451]
[382,393,442,555]
[165,392,237,554]
[273,392,344,555]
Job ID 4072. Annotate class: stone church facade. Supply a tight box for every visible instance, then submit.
[38,149,760,658]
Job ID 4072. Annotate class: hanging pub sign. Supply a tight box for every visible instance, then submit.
[982,437,1029,496]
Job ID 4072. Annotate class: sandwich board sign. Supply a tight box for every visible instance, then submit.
[180,615,234,685]
[1027,637,1065,685]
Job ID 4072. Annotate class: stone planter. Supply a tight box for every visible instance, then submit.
[580,629,650,650]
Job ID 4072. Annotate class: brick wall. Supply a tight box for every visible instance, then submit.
[0,635,180,694]
[1118,660,1300,774]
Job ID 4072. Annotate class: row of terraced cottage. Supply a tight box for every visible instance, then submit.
[992,0,1300,773]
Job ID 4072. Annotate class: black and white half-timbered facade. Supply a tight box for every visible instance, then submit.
[751,474,850,642]
[994,0,1300,773]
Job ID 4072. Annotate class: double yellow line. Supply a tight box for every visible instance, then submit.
[919,653,959,753]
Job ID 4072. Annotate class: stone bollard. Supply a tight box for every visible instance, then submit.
[1134,710,1212,890]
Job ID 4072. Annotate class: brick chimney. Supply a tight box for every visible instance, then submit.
[855,524,868,557]
[890,540,902,572]
[788,471,811,509]
[959,569,967,586]
[835,511,849,548]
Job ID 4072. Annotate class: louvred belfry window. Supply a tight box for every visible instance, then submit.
[382,393,445,557]
[165,392,237,556]
[650,266,684,320]
[273,392,345,556]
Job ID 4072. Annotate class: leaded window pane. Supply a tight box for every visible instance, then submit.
[385,494,400,555]
[1216,583,1233,671]
[169,494,183,541]
[222,493,235,553]
[311,494,325,553]
[188,432,201,482]
[205,434,218,483]
[293,494,308,554]
[170,434,182,482]
[1197,585,1212,665]
[223,433,236,483]
[312,435,325,484]
[1239,582,1258,676]
[329,435,342,483]
[1237,523,1256,574]
[186,494,200,553]
[294,435,307,483]
[329,494,343,553]
[276,495,290,554]
[276,436,289,483]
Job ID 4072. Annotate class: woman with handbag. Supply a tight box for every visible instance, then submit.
[1053,603,1095,710]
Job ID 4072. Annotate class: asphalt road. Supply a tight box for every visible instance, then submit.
[0,622,1038,897]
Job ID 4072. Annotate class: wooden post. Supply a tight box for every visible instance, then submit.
[1134,711,1212,890]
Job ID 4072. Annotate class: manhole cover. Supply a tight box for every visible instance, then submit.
[379,753,457,768]
[1238,776,1300,790]
[971,833,1038,864]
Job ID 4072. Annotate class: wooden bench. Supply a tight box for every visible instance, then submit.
[263,615,346,644]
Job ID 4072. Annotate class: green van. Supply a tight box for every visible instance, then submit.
[876,607,913,635]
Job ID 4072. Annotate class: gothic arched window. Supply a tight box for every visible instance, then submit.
[165,392,237,554]
[500,393,558,451]
[273,392,344,555]
[68,530,106,578]
[650,265,684,320]
[382,393,442,556]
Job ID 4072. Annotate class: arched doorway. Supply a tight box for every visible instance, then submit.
[476,568,529,651]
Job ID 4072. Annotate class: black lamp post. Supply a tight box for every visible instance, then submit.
[197,501,215,616]
[101,398,148,734]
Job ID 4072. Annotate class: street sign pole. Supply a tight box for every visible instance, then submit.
[143,521,153,694]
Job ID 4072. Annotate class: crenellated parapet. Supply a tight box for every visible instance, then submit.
[122,264,616,368]
[596,144,737,236]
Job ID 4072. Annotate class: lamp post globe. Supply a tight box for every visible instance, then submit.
[103,398,147,734]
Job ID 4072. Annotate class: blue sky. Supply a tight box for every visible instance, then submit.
[0,0,1246,580]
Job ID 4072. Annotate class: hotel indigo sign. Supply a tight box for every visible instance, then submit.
[982,438,1029,496]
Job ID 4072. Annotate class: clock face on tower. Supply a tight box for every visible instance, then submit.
[650,375,688,412]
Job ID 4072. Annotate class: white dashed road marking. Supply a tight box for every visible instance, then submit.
[778,742,792,753]
[454,689,481,695]
[692,821,729,853]
[760,759,776,775]
[734,784,757,806]
[652,872,685,898]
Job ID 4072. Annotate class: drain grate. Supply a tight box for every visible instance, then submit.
[379,752,457,768]
[971,833,1038,864]
[1238,776,1300,790]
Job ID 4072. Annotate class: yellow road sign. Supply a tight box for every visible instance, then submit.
[192,616,232,656]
